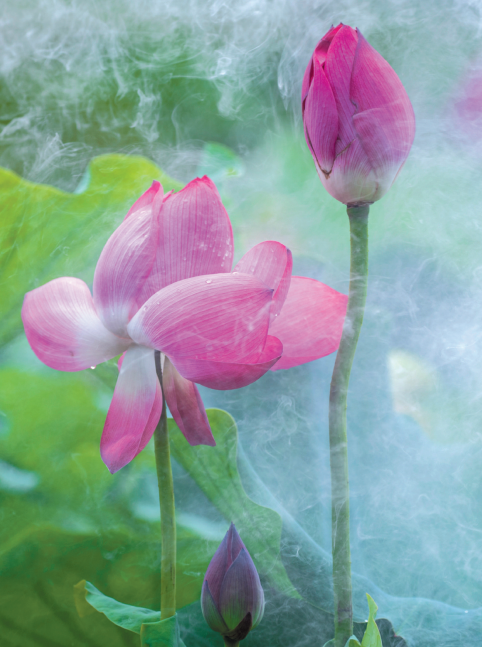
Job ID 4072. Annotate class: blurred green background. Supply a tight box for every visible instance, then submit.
[2,0,482,645]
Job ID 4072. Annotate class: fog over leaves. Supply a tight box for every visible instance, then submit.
[2,1,482,646]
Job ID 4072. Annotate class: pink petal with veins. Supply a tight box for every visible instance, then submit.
[301,24,343,104]
[124,181,163,220]
[128,273,273,363]
[93,202,160,337]
[303,56,338,176]
[171,335,282,390]
[234,241,292,324]
[163,356,215,446]
[101,345,161,473]
[269,277,347,370]
[22,277,129,371]
[324,25,358,150]
[138,176,234,302]
[350,30,416,200]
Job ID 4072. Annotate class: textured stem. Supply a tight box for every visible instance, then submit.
[154,351,177,620]
[328,205,369,647]
[223,639,240,647]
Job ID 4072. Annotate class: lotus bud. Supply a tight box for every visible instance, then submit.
[302,23,415,206]
[201,523,265,646]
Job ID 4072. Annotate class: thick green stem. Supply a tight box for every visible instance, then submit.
[154,351,176,620]
[328,205,369,647]
[223,640,240,647]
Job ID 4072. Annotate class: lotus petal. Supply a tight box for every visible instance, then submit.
[269,277,347,370]
[22,277,129,371]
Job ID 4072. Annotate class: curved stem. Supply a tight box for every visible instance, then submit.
[154,351,176,620]
[329,205,369,647]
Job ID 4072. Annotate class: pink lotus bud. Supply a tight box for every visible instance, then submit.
[201,524,264,644]
[302,24,415,206]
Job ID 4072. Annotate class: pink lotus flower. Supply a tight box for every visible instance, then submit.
[302,23,415,205]
[22,178,347,473]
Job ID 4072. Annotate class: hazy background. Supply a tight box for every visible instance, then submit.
[2,0,482,645]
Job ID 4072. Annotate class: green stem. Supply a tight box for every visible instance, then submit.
[328,205,369,647]
[223,640,240,647]
[154,351,176,620]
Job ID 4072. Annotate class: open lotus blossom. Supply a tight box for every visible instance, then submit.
[201,523,264,643]
[22,177,347,473]
[302,23,415,205]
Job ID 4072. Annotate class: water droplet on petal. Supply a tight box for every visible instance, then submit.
[206,279,212,284]
[90,366,96,370]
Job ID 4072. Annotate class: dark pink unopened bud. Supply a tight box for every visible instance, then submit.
[302,24,415,206]
[201,523,264,644]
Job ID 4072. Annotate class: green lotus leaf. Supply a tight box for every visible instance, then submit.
[0,154,181,346]
[141,616,186,647]
[169,408,298,598]
[74,579,160,633]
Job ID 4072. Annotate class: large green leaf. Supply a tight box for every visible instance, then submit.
[0,154,182,346]
[75,579,188,645]
[74,580,160,632]
[169,409,298,598]
[141,617,186,647]
[0,365,219,647]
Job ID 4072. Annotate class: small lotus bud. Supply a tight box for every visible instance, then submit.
[201,523,265,645]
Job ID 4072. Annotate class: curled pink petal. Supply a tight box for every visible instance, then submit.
[324,25,358,150]
[163,356,215,446]
[170,336,282,390]
[303,57,338,178]
[138,176,234,302]
[100,345,161,473]
[302,27,338,103]
[124,181,163,220]
[302,24,343,104]
[350,30,416,200]
[139,379,163,453]
[128,273,273,363]
[93,203,159,337]
[269,277,347,370]
[22,277,129,371]
[117,352,163,454]
[234,241,292,324]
